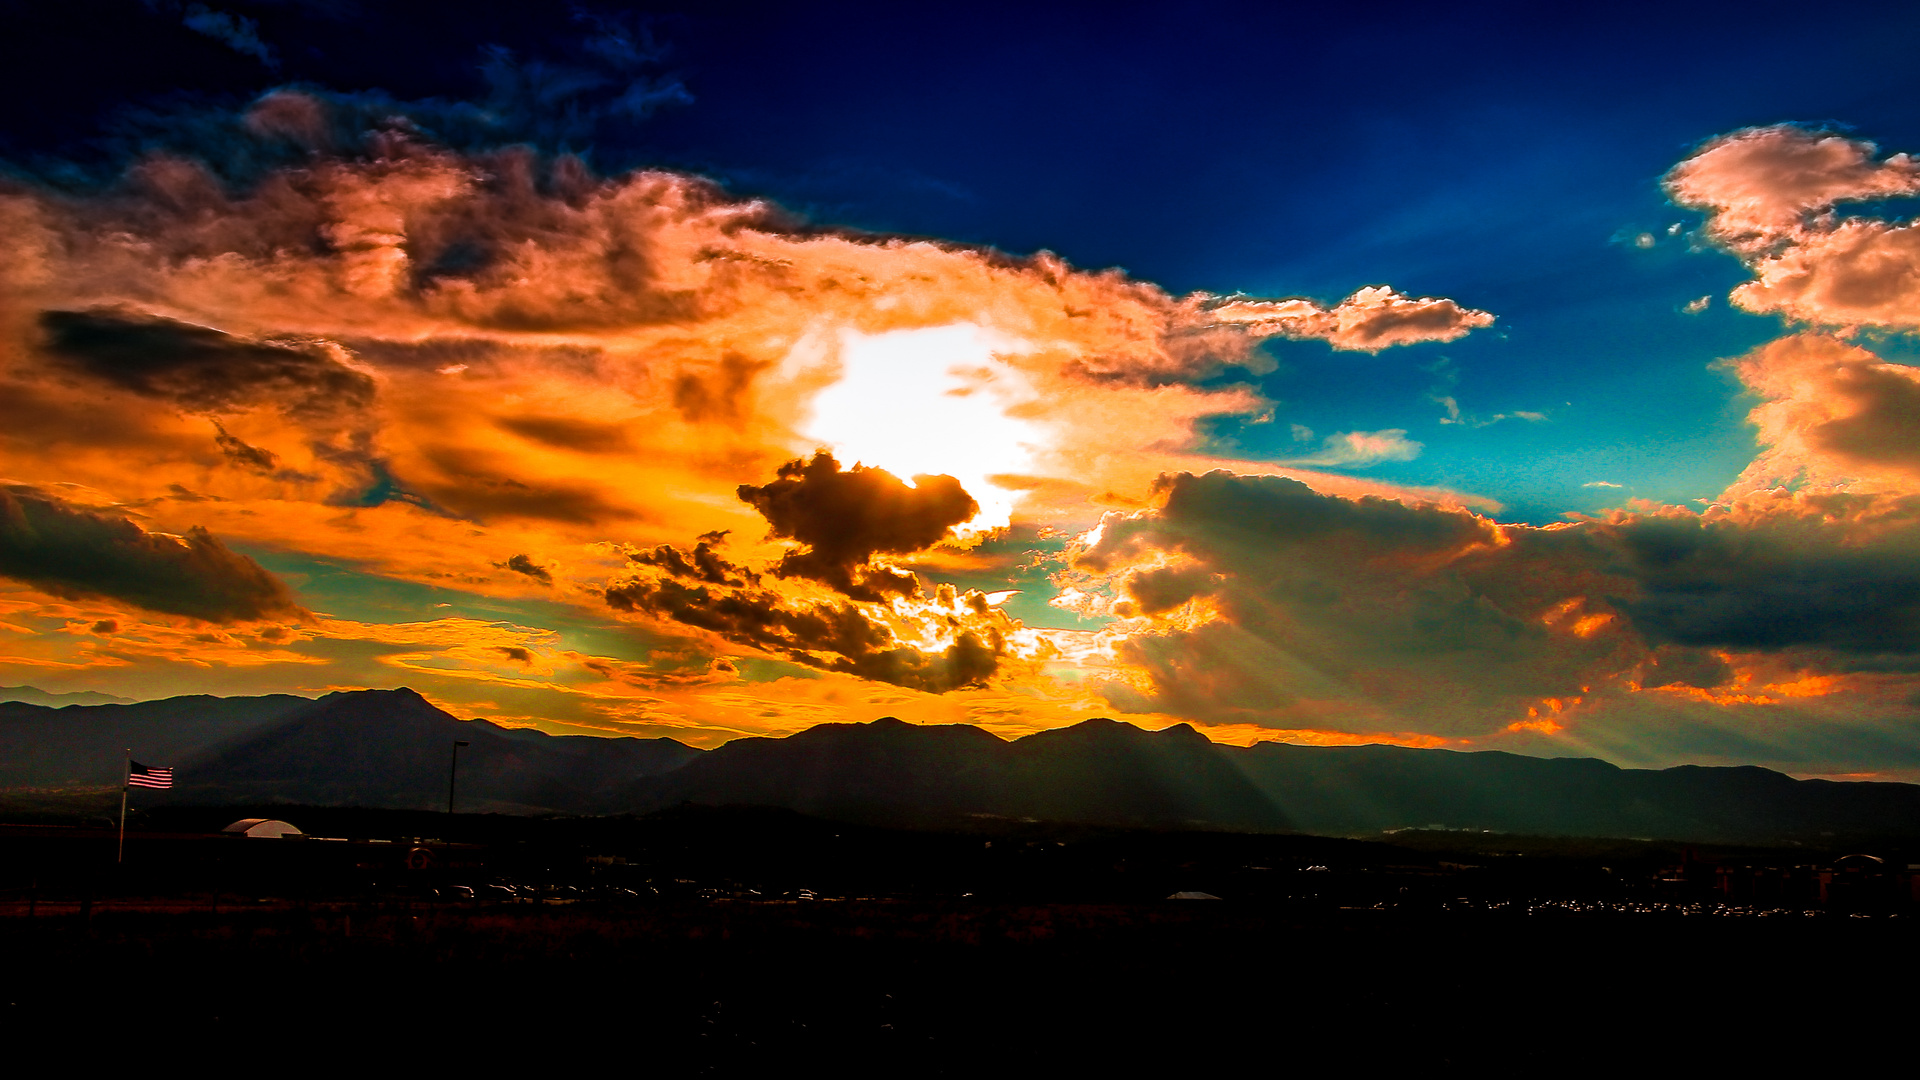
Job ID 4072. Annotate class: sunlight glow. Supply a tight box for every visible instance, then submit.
[800,324,1043,534]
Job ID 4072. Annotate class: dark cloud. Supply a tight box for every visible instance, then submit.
[603,576,1001,693]
[737,451,978,601]
[1812,363,1920,473]
[211,422,279,472]
[1078,472,1631,734]
[630,539,752,587]
[38,309,374,419]
[377,148,714,330]
[1602,505,1920,657]
[0,486,305,622]
[1637,646,1734,690]
[1122,564,1219,616]
[495,414,631,454]
[1080,472,1920,735]
[496,645,533,664]
[500,554,552,584]
[208,421,317,482]
[472,10,693,145]
[16,6,692,192]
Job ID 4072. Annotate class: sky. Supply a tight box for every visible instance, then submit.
[7,0,1920,778]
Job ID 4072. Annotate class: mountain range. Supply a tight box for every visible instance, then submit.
[0,685,135,707]
[6,686,1920,843]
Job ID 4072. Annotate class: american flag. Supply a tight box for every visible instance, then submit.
[127,761,173,789]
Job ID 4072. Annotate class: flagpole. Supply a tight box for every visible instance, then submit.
[117,748,129,865]
[448,740,469,814]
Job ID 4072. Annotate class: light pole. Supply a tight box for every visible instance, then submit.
[448,739,470,814]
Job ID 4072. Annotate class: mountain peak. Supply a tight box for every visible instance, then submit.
[1030,717,1154,742]
[316,686,438,711]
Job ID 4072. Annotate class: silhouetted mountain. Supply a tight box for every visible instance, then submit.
[1224,743,1920,843]
[622,716,1010,823]
[1008,720,1282,827]
[0,685,135,706]
[174,688,700,813]
[0,693,313,786]
[622,717,1920,842]
[619,716,1288,829]
[10,692,1920,842]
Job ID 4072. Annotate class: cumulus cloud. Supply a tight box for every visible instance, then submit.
[604,575,1009,693]
[1668,126,1920,244]
[1668,125,1920,328]
[1721,333,1920,494]
[605,454,1034,692]
[1604,496,1920,658]
[499,554,552,584]
[629,537,754,587]
[1206,286,1495,351]
[737,451,977,600]
[0,485,304,622]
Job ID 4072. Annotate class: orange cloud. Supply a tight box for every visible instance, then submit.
[1669,125,1920,328]
[1719,332,1920,495]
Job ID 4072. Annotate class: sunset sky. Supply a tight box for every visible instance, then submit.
[7,0,1920,779]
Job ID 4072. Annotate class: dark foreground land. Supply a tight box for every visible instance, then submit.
[3,806,1917,1071]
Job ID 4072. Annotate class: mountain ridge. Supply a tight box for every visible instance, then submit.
[0,685,137,706]
[10,688,1920,843]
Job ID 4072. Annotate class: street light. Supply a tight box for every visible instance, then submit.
[448,739,470,814]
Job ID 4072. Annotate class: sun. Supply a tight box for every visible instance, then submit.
[798,323,1044,534]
